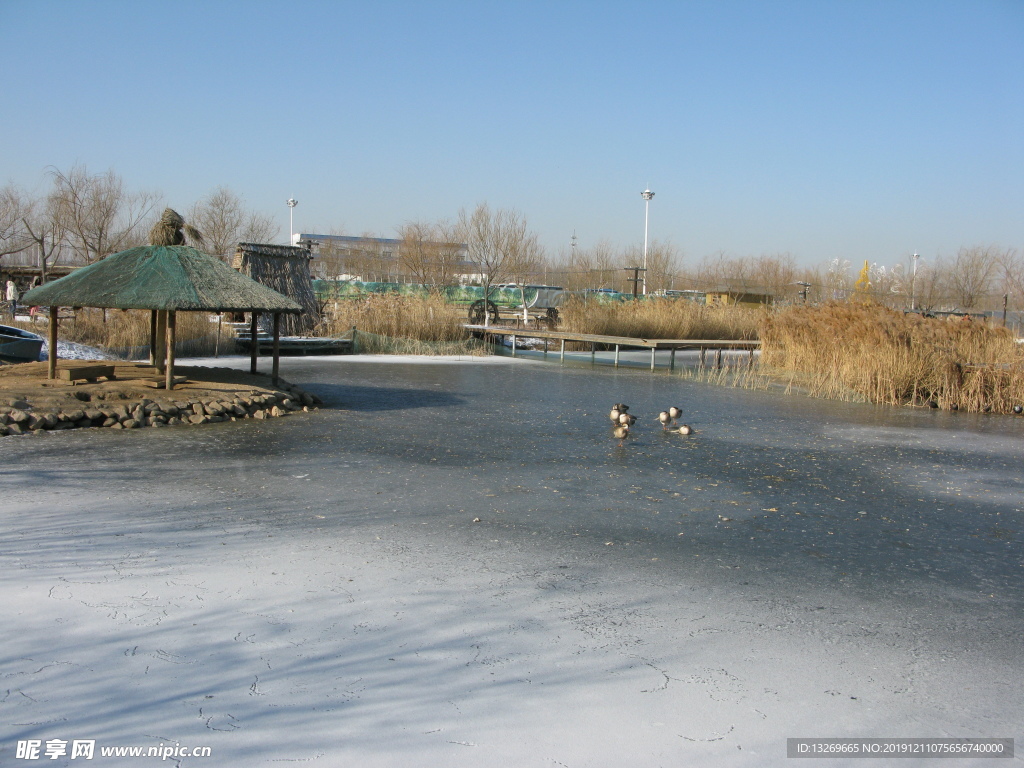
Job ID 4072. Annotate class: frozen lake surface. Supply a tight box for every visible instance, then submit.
[2,354,1021,766]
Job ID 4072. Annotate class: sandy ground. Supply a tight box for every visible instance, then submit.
[0,360,306,415]
[2,354,1021,767]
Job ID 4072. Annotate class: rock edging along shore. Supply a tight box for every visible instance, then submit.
[0,386,323,437]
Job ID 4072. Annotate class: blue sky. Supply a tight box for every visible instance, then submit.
[2,1,1021,267]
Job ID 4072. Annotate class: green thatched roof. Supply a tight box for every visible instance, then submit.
[21,246,303,313]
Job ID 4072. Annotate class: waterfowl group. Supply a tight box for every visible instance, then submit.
[609,402,693,443]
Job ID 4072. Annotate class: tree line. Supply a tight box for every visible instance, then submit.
[2,165,1019,313]
[333,219,1021,313]
[0,165,278,282]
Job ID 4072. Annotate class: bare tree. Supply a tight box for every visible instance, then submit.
[947,246,1000,309]
[824,257,852,300]
[751,252,798,298]
[189,187,280,260]
[50,165,159,263]
[189,187,244,258]
[866,262,906,307]
[397,219,466,290]
[623,239,679,293]
[993,247,1022,310]
[21,190,71,284]
[457,203,541,323]
[0,184,32,260]
[240,210,279,246]
[913,256,948,312]
[557,239,621,291]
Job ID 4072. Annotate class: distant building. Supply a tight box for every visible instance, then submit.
[705,281,775,308]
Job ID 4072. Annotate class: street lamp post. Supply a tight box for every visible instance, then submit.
[287,198,298,245]
[641,188,654,295]
[910,252,920,311]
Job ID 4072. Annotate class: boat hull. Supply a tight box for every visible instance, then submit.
[0,324,45,363]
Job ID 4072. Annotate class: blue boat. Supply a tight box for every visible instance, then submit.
[0,324,44,363]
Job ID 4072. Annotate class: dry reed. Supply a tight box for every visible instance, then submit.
[11,309,230,358]
[317,295,488,355]
[760,302,1024,413]
[559,296,761,340]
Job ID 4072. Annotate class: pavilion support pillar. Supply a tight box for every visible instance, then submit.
[165,311,177,391]
[272,312,281,385]
[47,307,58,380]
[250,312,260,374]
[148,310,158,366]
[155,311,167,374]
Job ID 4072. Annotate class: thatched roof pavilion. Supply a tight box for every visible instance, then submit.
[233,243,320,334]
[22,245,302,390]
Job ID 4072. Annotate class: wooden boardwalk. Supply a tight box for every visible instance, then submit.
[465,325,760,370]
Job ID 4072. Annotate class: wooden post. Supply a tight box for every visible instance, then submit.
[543,338,548,355]
[350,325,358,354]
[154,311,167,374]
[250,312,259,374]
[591,342,596,364]
[272,312,281,386]
[165,311,177,391]
[149,310,157,366]
[670,347,677,371]
[47,307,58,379]
[699,347,706,368]
[715,348,722,369]
[215,313,222,358]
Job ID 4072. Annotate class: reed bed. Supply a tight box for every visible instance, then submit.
[11,309,229,358]
[317,295,489,356]
[760,303,1024,413]
[559,297,761,340]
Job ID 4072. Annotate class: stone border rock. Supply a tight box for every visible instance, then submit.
[0,384,323,437]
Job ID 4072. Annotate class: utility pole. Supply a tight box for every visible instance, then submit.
[287,198,298,245]
[624,266,646,298]
[641,189,655,295]
[910,252,920,311]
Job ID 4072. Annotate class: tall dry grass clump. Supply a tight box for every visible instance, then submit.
[16,309,226,357]
[317,294,488,355]
[760,302,1024,413]
[56,309,228,357]
[560,297,761,340]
